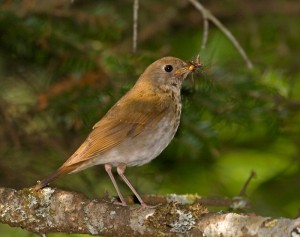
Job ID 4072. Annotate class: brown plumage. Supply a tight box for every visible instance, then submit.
[33,57,199,207]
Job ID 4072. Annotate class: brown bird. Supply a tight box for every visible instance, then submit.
[33,56,200,207]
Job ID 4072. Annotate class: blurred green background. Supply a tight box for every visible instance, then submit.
[1,0,300,236]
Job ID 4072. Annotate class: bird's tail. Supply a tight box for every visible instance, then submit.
[33,166,75,190]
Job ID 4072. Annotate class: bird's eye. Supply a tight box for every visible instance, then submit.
[164,65,173,72]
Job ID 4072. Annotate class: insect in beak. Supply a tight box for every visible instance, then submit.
[188,64,195,71]
[175,55,202,77]
[189,55,202,85]
[188,55,202,72]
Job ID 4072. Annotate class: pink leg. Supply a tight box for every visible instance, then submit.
[117,163,148,208]
[104,164,127,206]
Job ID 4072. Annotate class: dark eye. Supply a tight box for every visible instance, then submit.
[164,65,173,72]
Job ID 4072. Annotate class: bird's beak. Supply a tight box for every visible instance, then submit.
[175,67,189,75]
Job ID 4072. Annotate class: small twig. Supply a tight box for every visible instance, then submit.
[239,170,256,196]
[188,0,254,69]
[201,15,209,50]
[132,0,139,53]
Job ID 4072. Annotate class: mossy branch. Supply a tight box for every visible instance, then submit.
[0,187,299,236]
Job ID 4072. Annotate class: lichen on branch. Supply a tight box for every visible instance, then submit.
[0,187,299,237]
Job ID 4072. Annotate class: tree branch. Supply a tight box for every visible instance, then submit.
[189,0,254,69]
[0,187,299,236]
[132,0,139,53]
[201,15,209,50]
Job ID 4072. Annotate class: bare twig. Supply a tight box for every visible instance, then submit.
[114,1,189,52]
[201,14,209,50]
[188,0,254,69]
[239,170,256,196]
[133,0,139,53]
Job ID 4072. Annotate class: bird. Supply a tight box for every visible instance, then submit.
[33,56,201,207]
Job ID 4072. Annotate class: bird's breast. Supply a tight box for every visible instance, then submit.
[118,89,182,166]
[121,104,181,167]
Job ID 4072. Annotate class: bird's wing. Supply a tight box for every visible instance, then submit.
[61,94,170,168]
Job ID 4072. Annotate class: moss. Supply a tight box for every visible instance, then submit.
[147,202,208,234]
[262,218,278,228]
[166,194,200,204]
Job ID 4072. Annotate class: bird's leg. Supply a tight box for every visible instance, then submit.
[117,163,149,208]
[104,164,127,206]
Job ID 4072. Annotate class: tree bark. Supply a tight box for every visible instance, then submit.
[0,187,299,236]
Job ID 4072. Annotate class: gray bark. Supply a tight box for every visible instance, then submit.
[0,187,299,236]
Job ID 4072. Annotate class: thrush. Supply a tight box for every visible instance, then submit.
[33,56,200,207]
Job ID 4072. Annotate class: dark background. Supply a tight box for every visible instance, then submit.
[1,0,300,236]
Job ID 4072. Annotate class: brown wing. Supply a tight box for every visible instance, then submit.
[61,93,170,167]
[33,90,171,190]
[34,115,141,190]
